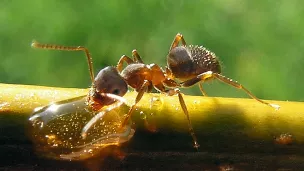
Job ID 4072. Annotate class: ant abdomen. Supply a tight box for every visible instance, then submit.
[167,45,221,81]
[166,33,280,110]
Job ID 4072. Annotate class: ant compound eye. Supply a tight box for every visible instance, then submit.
[112,89,120,95]
[94,66,128,96]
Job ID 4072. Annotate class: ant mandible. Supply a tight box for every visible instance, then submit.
[165,33,280,110]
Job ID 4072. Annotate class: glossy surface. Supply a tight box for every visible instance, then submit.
[28,96,134,160]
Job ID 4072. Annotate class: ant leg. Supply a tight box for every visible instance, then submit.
[175,89,199,149]
[212,73,280,110]
[116,55,135,72]
[81,93,127,138]
[199,83,208,96]
[154,84,199,149]
[132,49,144,63]
[180,71,280,110]
[120,80,150,128]
[165,67,175,80]
[169,33,187,51]
[163,78,180,88]
[117,50,145,72]
[169,89,199,149]
[31,41,95,83]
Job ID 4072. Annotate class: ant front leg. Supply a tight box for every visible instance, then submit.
[116,49,144,72]
[169,33,187,51]
[81,93,128,138]
[117,55,135,72]
[120,80,150,128]
[180,71,280,110]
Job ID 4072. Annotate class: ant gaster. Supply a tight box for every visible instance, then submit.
[165,33,280,110]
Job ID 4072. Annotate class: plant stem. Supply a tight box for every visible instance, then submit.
[1,83,304,153]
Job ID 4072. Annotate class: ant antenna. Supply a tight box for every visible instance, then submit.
[81,93,127,139]
[31,40,95,83]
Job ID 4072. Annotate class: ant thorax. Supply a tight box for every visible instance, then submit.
[120,63,151,91]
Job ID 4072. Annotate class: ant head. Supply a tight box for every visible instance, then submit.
[95,66,128,97]
[91,66,128,107]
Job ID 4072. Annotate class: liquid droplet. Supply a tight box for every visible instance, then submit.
[140,111,147,120]
[27,96,135,160]
[149,95,164,110]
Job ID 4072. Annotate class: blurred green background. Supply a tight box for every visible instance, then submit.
[1,0,303,101]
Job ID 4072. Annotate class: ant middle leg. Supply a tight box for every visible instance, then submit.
[180,71,280,110]
[169,33,187,51]
[155,83,199,149]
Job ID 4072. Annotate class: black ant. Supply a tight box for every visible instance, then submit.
[164,33,280,110]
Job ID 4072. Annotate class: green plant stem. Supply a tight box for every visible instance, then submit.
[1,83,304,153]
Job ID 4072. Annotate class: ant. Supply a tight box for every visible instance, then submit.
[83,49,200,149]
[29,40,199,159]
[164,33,280,110]
[81,33,280,150]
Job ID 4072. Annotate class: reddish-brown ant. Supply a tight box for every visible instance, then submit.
[164,33,280,110]
[83,33,280,150]
[30,40,200,159]
[83,49,200,149]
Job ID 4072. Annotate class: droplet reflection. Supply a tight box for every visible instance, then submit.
[28,96,134,160]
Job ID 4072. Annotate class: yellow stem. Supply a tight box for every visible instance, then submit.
[1,83,304,153]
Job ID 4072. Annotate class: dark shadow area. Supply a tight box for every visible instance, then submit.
[1,101,304,170]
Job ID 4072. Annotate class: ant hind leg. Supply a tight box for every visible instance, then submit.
[180,71,280,110]
[198,83,208,96]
